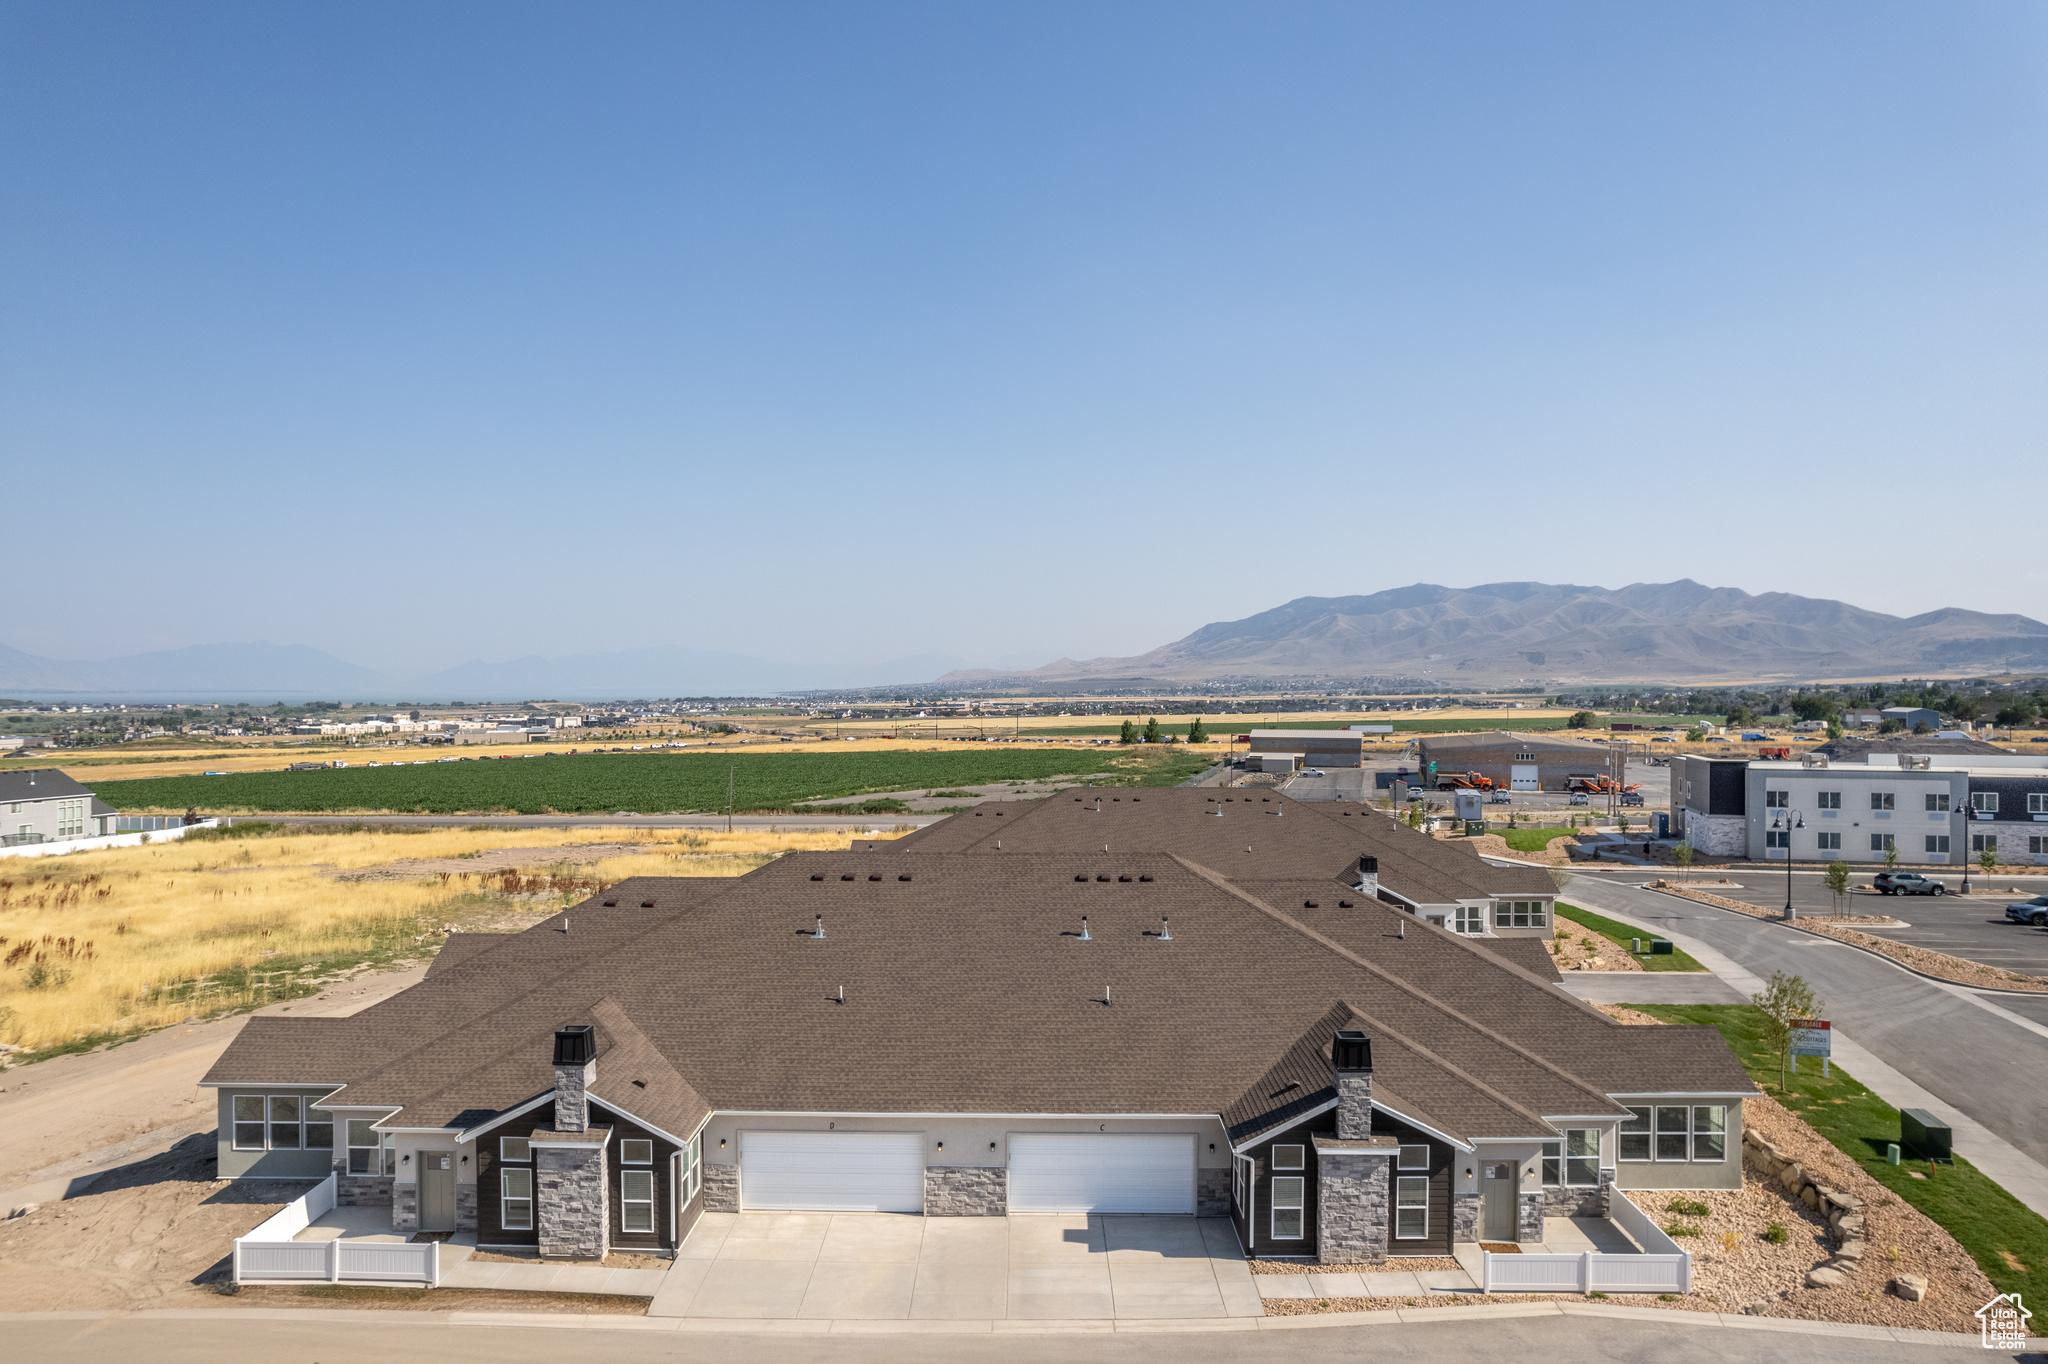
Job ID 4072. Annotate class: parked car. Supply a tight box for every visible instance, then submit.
[1489,788,1511,803]
[1620,791,1645,806]
[2006,895,2048,926]
[1873,871,1947,896]
[1568,792,1590,806]
[1303,768,1325,777]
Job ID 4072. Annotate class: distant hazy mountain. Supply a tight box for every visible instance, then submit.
[0,639,969,701]
[936,581,2048,685]
[0,641,386,698]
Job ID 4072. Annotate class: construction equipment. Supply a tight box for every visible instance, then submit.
[1757,746,1792,760]
[1435,770,1496,792]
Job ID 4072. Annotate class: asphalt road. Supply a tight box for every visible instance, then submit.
[3,1310,1995,1364]
[232,813,948,832]
[1561,875,2048,1171]
[1604,869,2048,976]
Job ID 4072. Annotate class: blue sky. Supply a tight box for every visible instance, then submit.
[5,1,2045,676]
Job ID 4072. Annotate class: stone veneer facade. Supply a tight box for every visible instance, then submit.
[1516,1190,1545,1243]
[392,1181,418,1231]
[1452,1191,1479,1243]
[535,1130,610,1259]
[924,1166,1005,1215]
[457,1182,478,1231]
[1543,1170,1613,1219]
[1196,1167,1230,1218]
[337,1174,393,1208]
[1314,1138,1395,1265]
[702,1162,740,1213]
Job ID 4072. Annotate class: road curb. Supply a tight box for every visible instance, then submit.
[1,1303,2029,1346]
[1635,885,2048,999]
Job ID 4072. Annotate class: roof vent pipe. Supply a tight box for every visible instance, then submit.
[1159,916,1172,941]
[814,914,825,940]
[1079,915,1092,941]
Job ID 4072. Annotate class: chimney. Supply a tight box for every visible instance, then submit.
[1333,1029,1373,1139]
[1355,856,1379,899]
[552,1024,596,1132]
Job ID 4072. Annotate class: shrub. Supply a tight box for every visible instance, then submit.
[1666,1197,1710,1218]
[1764,1222,1789,1245]
[1586,1290,1609,1299]
[1662,1221,1704,1238]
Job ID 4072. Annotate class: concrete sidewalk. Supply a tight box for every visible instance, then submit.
[442,1259,670,1296]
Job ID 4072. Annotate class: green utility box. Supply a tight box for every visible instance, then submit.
[1901,1108,1952,1161]
[1649,939,1674,955]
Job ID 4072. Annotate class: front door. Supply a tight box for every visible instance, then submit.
[1481,1162,1516,1241]
[419,1151,457,1232]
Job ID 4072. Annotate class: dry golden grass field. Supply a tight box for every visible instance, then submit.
[0,824,896,1058]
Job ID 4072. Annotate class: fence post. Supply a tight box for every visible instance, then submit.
[329,1236,341,1283]
[232,1238,241,1286]
[426,1240,440,1289]
[1579,1251,1591,1293]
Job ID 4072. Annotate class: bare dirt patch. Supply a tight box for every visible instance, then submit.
[0,1134,308,1309]
[330,843,652,882]
[1550,927,1643,973]
[219,1284,650,1313]
[1596,1004,1665,1026]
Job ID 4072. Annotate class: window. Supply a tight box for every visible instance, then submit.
[348,1120,386,1175]
[1270,1177,1305,1239]
[1496,900,1547,929]
[1871,834,1894,852]
[1394,1176,1428,1239]
[306,1107,334,1152]
[1871,792,1895,811]
[2033,836,2047,857]
[1540,1141,1561,1186]
[1927,792,1951,813]
[1655,1107,1689,1161]
[1817,791,1841,810]
[1972,834,1994,854]
[1765,789,1788,809]
[269,1095,301,1148]
[1233,1157,1248,1214]
[1765,830,1790,850]
[1565,1129,1600,1186]
[1817,832,1842,851]
[1269,1144,1305,1171]
[1927,835,1950,855]
[682,1133,702,1202]
[2030,794,2048,815]
[1453,903,1485,935]
[500,1135,530,1163]
[1972,792,1999,814]
[502,1168,534,1230]
[233,1096,266,1150]
[1619,1106,1651,1162]
[621,1139,653,1165]
[1693,1107,1727,1162]
[621,1170,655,1233]
[1397,1144,1429,1171]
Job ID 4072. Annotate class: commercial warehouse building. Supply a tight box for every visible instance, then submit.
[1245,729,1364,769]
[1412,731,1617,793]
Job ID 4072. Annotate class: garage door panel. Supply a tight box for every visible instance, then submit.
[740,1131,923,1212]
[1008,1133,1194,1214]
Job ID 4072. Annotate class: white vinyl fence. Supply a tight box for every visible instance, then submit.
[1481,1191,1691,1294]
[232,1172,439,1286]
[0,820,216,860]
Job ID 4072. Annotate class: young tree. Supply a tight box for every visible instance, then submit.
[1754,970,1822,1094]
[1980,846,1999,878]
[1884,841,1899,869]
[1878,718,1905,735]
[1567,711,1596,729]
[1118,719,1138,745]
[1142,716,1162,744]
[1823,859,1850,914]
[1673,841,1694,883]
[1685,727,1705,742]
[1186,717,1208,744]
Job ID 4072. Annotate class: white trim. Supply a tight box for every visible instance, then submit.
[1229,1098,1476,1155]
[454,1093,554,1142]
[1230,1100,1336,1154]
[1604,1092,1756,1102]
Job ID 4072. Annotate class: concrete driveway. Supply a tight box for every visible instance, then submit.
[650,1213,1262,1321]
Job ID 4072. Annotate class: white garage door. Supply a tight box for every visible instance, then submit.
[1007,1134,1195,1214]
[739,1131,924,1212]
[1511,765,1539,792]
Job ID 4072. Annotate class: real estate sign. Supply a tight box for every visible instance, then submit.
[1790,1019,1831,1057]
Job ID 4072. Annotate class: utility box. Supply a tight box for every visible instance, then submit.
[1453,791,1485,823]
[1902,1109,1952,1161]
[1649,939,1674,955]
[1654,812,1669,840]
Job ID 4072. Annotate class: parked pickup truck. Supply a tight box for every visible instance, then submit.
[2006,895,2048,926]
[1873,871,1947,896]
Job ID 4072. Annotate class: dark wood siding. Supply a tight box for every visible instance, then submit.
[477,1104,683,1250]
[1238,1110,1455,1259]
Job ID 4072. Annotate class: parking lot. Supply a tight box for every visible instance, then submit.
[1616,869,2048,977]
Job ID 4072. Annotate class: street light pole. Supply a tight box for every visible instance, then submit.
[1773,808,1805,918]
[1959,793,1974,896]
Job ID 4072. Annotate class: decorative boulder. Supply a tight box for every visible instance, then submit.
[1805,1266,1851,1289]
[1892,1275,1928,1302]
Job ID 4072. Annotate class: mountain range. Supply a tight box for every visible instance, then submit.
[935,581,2048,687]
[8,581,2046,701]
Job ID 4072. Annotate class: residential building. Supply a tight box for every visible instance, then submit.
[202,788,1752,1265]
[0,769,118,846]
[1414,731,1616,792]
[1880,707,1941,732]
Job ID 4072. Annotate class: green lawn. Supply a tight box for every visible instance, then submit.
[1497,827,1577,853]
[1555,902,1706,971]
[92,747,1215,816]
[1636,1004,2048,1303]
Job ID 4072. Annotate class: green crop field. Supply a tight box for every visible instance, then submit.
[92,747,1215,816]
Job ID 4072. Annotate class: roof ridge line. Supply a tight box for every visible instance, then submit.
[1171,854,1619,1113]
[1332,1000,1560,1136]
